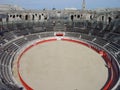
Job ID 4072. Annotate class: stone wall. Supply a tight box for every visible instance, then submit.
[0,5,119,25]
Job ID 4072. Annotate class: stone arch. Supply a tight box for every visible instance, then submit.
[35,14,37,16]
[71,15,74,21]
[10,15,12,17]
[39,15,41,20]
[77,15,80,18]
[44,16,47,20]
[13,15,15,18]
[90,15,92,20]
[32,15,35,20]
[102,16,104,21]
[108,17,112,23]
[6,15,9,22]
[74,14,76,17]
[16,14,19,17]
[42,13,44,16]
[19,15,22,18]
[25,15,28,20]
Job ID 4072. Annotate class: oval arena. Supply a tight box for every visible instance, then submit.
[16,37,108,90]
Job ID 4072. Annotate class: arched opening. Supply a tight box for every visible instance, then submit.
[74,15,76,17]
[108,17,112,23]
[77,15,80,18]
[6,15,9,22]
[13,15,15,18]
[16,15,19,17]
[39,15,41,20]
[19,15,22,18]
[102,16,104,21]
[25,15,28,20]
[0,18,2,22]
[90,15,92,20]
[10,15,12,17]
[71,15,74,21]
[44,16,47,20]
[35,14,37,16]
[32,15,35,20]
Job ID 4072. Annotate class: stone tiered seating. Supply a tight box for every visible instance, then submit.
[12,30,24,36]
[14,38,28,47]
[4,43,18,52]
[46,26,54,31]
[39,32,54,38]
[54,22,66,31]
[113,25,120,34]
[74,22,83,27]
[0,52,18,89]
[93,37,108,46]
[105,33,120,43]
[105,43,119,54]
[0,37,7,46]
[32,27,45,33]
[3,32,15,41]
[65,32,80,38]
[73,27,90,34]
[110,42,120,50]
[26,34,39,41]
[80,33,94,41]
[117,53,120,64]
[116,40,120,45]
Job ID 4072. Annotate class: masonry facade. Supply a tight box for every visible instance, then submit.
[0,4,120,26]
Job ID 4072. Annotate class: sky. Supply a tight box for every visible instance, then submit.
[0,0,120,10]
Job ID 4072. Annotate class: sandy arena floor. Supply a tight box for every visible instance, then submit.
[17,40,108,90]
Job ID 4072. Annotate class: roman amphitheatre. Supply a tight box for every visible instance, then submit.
[0,1,120,90]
